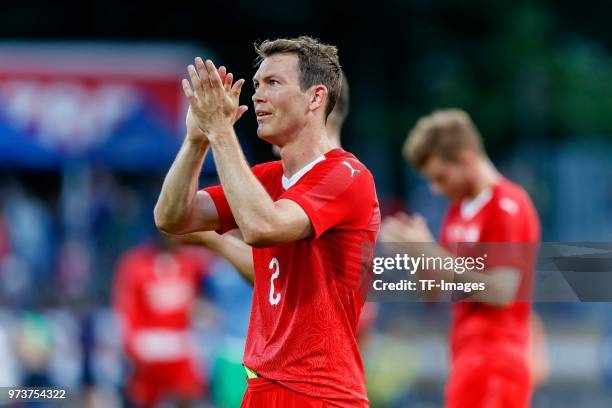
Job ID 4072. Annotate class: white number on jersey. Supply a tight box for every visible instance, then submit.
[269,257,281,305]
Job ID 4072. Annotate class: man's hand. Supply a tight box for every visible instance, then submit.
[182,58,249,143]
[185,66,248,140]
[380,212,435,243]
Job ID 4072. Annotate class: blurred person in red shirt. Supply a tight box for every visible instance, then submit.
[112,235,212,408]
[381,109,540,408]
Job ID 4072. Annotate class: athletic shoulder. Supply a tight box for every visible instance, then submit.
[251,160,282,175]
[250,160,283,182]
[488,178,540,241]
[324,148,369,167]
[318,148,374,181]
[493,179,535,216]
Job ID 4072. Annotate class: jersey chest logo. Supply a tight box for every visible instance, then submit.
[145,279,194,312]
[342,160,361,177]
[446,223,481,242]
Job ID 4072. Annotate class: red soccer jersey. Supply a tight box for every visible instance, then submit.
[205,148,380,407]
[113,244,210,364]
[440,178,540,381]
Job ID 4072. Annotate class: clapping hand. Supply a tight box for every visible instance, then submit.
[183,58,249,143]
[380,212,435,243]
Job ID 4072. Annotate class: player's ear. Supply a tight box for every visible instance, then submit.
[308,84,328,112]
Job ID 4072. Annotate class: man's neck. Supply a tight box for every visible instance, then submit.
[326,130,341,149]
[468,158,501,198]
[278,126,333,178]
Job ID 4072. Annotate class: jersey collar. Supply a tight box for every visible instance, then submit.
[281,155,326,190]
[460,186,493,219]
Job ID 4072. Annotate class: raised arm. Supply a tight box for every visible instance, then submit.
[154,134,219,234]
[154,64,247,235]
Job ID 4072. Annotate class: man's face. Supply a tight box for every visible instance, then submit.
[421,154,471,201]
[252,54,310,144]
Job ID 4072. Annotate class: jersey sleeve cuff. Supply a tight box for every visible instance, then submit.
[203,187,237,234]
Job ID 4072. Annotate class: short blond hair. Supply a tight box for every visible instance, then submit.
[403,109,484,169]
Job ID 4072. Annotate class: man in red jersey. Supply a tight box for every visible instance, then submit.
[172,70,351,285]
[113,236,211,407]
[380,109,540,408]
[172,72,379,350]
[154,37,380,408]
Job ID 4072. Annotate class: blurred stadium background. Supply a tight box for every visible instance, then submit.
[1,1,612,406]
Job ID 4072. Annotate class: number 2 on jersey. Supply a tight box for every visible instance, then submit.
[269,257,281,305]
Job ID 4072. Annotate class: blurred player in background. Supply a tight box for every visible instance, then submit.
[154,36,380,407]
[380,109,540,407]
[113,235,212,408]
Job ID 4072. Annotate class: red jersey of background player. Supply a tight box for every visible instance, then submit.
[205,148,380,408]
[113,243,211,405]
[440,178,540,405]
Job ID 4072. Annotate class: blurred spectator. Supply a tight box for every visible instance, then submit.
[15,311,53,387]
[57,238,92,301]
[3,183,54,284]
[0,311,19,387]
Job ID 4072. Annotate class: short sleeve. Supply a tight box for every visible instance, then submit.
[481,195,539,271]
[280,159,377,239]
[202,185,238,234]
[201,161,280,234]
[484,194,540,243]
